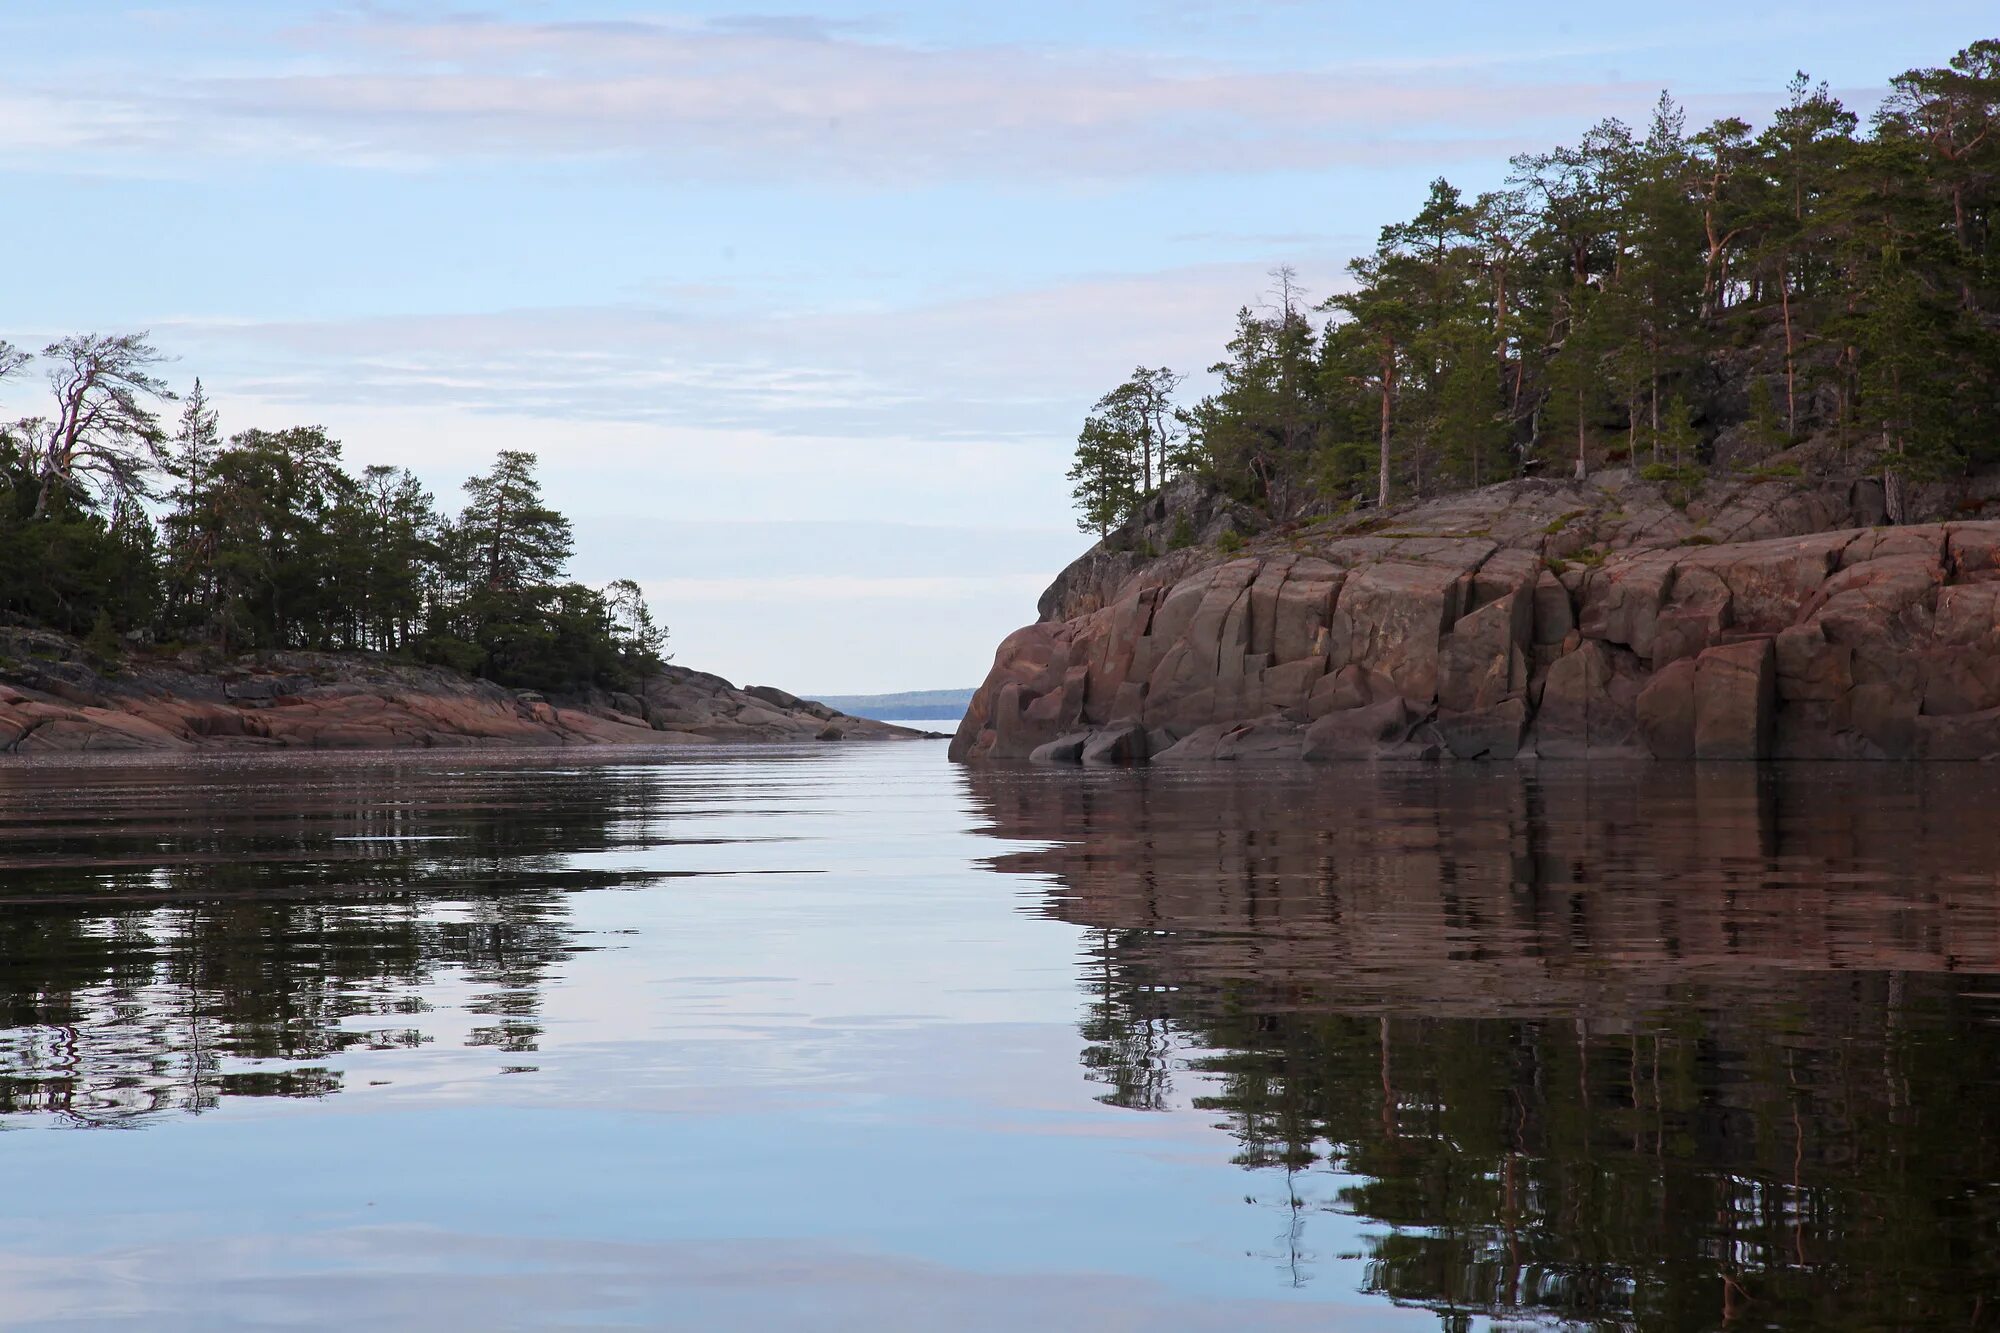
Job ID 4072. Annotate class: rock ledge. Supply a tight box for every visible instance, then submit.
[0,635,932,754]
[953,470,2000,763]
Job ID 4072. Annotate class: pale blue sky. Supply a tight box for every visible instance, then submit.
[1,2,1990,691]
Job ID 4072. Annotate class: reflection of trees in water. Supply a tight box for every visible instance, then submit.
[968,764,2000,1329]
[0,760,671,1126]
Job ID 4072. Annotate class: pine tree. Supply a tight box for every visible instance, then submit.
[459,451,574,592]
[1067,416,1139,537]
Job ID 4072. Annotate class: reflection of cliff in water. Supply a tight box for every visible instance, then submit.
[966,764,2000,1329]
[0,758,674,1126]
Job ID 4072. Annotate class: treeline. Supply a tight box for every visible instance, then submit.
[0,334,667,691]
[1070,39,2000,533]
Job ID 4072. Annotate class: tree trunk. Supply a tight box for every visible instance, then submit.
[1884,436,1907,527]
[1377,356,1394,509]
[1780,271,1797,438]
[1574,386,1587,481]
[1649,336,1661,466]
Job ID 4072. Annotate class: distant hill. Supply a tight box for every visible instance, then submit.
[813,689,974,722]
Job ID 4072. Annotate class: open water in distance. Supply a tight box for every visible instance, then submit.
[1,743,1997,1330]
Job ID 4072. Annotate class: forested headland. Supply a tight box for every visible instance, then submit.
[0,336,666,692]
[1068,39,2000,536]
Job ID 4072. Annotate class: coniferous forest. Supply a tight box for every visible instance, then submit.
[0,339,666,691]
[1069,40,2000,535]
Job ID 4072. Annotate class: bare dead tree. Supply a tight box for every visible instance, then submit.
[31,332,175,516]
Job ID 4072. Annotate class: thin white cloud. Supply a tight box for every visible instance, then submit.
[0,12,1646,182]
[109,258,1330,440]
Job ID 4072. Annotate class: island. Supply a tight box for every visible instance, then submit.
[0,359,923,751]
[956,39,2000,765]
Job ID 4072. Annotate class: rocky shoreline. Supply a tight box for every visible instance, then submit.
[0,630,932,753]
[952,469,2000,764]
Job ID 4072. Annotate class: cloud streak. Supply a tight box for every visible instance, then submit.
[2,11,1645,182]
[134,259,1327,440]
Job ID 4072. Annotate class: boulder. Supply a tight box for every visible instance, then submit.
[1437,698,1528,760]
[1269,569,1342,664]
[1935,583,2000,646]
[1533,641,1640,757]
[1308,664,1390,719]
[1693,535,1844,634]
[1301,696,1415,761]
[1029,733,1091,765]
[954,623,1071,761]
[1916,706,2000,761]
[1332,560,1468,705]
[1848,681,1919,759]
[1578,552,1677,660]
[1774,623,1852,702]
[1260,657,1327,712]
[1651,565,1732,666]
[1152,723,1235,763]
[1949,524,2000,582]
[1214,720,1307,762]
[1693,638,1777,760]
[1437,588,1532,713]
[1533,572,1575,646]
[745,684,804,711]
[1636,658,1698,759]
[1081,723,1149,766]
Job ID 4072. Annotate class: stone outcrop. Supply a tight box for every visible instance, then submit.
[952,468,2000,763]
[0,632,930,754]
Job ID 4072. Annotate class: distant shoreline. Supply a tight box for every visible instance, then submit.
[813,690,972,725]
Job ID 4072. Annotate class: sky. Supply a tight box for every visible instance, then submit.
[0,2,1992,693]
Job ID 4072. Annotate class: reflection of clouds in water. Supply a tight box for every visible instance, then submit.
[0,747,1088,1126]
[0,1228,1415,1332]
[11,750,2000,1325]
[0,747,1435,1323]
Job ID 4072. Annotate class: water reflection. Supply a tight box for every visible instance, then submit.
[966,764,2000,1330]
[0,757,707,1125]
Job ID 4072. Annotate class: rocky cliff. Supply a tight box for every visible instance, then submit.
[0,630,929,753]
[953,468,2000,763]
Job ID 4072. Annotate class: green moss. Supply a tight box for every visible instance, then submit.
[1741,459,1804,482]
[1640,461,1705,510]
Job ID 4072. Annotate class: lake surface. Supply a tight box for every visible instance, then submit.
[2,745,1997,1330]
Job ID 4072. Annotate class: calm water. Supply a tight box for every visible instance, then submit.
[2,745,1998,1330]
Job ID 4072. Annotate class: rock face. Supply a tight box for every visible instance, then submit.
[0,634,930,754]
[952,469,2000,763]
